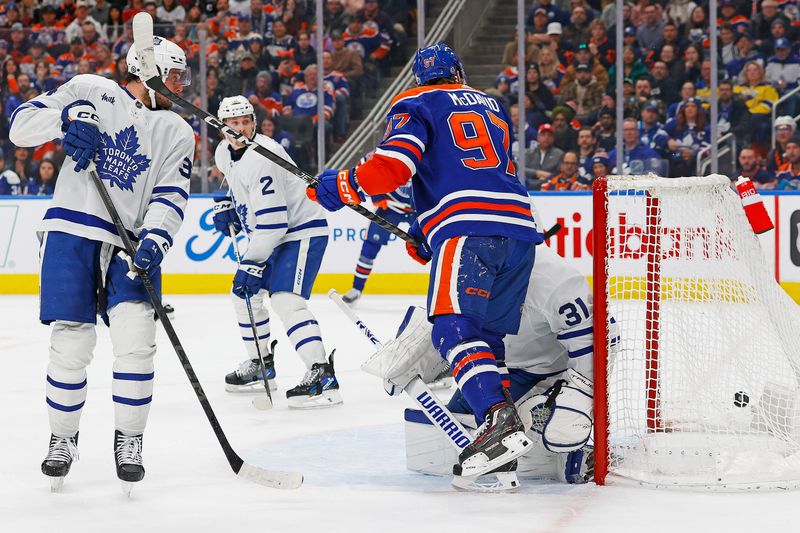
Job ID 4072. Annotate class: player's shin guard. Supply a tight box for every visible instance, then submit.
[109,302,156,436]
[46,321,96,437]
[271,291,327,368]
[231,290,271,358]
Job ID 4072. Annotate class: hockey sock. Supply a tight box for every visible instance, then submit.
[109,302,156,435]
[231,290,271,358]
[271,291,326,368]
[432,315,505,421]
[352,241,381,292]
[46,321,96,437]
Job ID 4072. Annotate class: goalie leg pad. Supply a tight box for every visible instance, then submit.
[109,301,156,435]
[47,320,96,437]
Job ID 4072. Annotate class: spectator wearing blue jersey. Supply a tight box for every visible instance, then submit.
[510,104,536,163]
[667,81,697,119]
[284,64,335,124]
[26,159,57,196]
[665,98,710,177]
[528,0,569,27]
[766,38,800,116]
[608,118,661,174]
[0,151,22,196]
[737,148,776,189]
[638,100,670,157]
[776,137,800,190]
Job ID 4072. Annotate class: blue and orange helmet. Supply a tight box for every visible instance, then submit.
[412,41,466,85]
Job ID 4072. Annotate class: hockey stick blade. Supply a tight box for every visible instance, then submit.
[238,462,303,490]
[131,13,158,82]
[136,71,419,246]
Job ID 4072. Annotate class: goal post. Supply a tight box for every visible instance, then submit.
[592,174,800,490]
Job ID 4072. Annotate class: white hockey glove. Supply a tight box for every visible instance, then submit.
[361,306,448,392]
[518,369,593,452]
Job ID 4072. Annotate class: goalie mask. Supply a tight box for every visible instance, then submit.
[127,36,191,87]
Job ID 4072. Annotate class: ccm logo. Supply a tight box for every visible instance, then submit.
[465,287,490,298]
[77,111,99,122]
[337,170,358,203]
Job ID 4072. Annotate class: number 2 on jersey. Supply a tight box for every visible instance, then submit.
[447,110,515,176]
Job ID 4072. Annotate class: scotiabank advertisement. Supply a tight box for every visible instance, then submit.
[0,191,797,299]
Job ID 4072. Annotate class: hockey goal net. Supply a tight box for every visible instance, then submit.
[593,174,800,490]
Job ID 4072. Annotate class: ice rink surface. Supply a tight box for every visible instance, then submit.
[1,294,798,533]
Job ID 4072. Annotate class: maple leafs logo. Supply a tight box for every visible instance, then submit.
[236,202,251,233]
[97,126,151,192]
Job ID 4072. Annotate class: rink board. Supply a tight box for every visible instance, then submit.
[1,192,799,301]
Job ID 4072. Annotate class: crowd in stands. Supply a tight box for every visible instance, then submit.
[492,0,800,191]
[0,0,415,194]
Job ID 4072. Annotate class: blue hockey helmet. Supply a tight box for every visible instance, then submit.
[412,42,465,85]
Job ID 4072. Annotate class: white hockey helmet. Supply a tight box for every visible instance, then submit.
[218,95,256,123]
[127,36,191,86]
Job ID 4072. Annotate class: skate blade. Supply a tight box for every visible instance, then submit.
[459,431,533,477]
[429,376,454,390]
[49,476,65,492]
[252,396,273,410]
[225,380,277,393]
[121,481,134,497]
[287,389,343,410]
[451,471,521,493]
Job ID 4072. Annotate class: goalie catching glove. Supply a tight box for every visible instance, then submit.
[518,369,593,453]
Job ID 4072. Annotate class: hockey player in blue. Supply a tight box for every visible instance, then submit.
[308,42,543,477]
[341,186,416,305]
[9,35,195,492]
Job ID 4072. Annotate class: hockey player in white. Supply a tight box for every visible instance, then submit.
[369,243,597,490]
[212,96,341,409]
[9,36,195,491]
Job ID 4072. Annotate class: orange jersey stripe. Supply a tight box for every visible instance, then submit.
[356,152,413,195]
[452,351,496,377]
[433,237,461,315]
[422,200,532,235]
[390,83,475,108]
[383,139,422,161]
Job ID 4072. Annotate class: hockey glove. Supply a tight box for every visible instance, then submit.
[405,220,432,265]
[212,196,242,236]
[306,168,365,212]
[133,229,171,279]
[61,100,101,172]
[232,260,266,298]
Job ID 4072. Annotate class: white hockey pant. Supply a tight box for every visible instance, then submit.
[271,291,326,368]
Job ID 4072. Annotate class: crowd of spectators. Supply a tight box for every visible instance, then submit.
[493,0,800,191]
[0,0,416,194]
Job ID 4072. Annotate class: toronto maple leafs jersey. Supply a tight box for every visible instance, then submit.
[504,245,595,380]
[214,133,328,264]
[354,83,542,250]
[9,75,195,249]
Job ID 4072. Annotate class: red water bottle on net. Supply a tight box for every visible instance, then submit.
[735,176,774,234]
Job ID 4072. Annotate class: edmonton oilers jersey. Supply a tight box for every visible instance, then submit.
[355,83,542,249]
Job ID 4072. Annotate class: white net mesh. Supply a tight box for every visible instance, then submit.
[600,174,800,490]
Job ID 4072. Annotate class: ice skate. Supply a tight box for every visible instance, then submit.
[341,288,362,305]
[451,459,520,493]
[428,362,454,390]
[115,430,144,496]
[225,353,276,393]
[42,433,79,492]
[457,401,533,477]
[286,351,343,409]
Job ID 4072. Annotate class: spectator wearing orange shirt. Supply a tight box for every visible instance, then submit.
[31,5,67,53]
[20,42,56,78]
[541,152,584,191]
[55,36,95,81]
[80,20,108,56]
[247,70,283,117]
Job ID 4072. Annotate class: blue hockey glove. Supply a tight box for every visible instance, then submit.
[133,229,171,279]
[306,168,364,212]
[232,260,266,298]
[212,196,242,236]
[61,100,101,172]
[405,220,432,265]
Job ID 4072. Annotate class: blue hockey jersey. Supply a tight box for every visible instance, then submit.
[355,83,541,249]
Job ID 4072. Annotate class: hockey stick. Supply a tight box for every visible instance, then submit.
[543,223,561,240]
[131,14,419,248]
[327,289,472,451]
[228,225,274,410]
[87,172,301,489]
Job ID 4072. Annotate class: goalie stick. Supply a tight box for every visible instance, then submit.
[229,224,273,410]
[130,14,419,247]
[101,17,302,489]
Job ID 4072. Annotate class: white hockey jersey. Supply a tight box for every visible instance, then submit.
[504,245,595,380]
[214,133,329,264]
[9,74,195,248]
